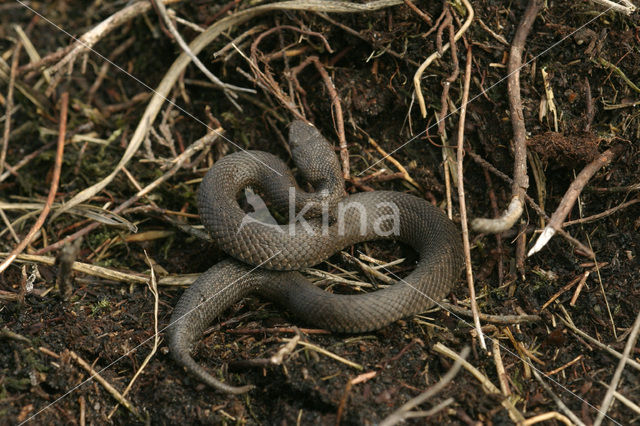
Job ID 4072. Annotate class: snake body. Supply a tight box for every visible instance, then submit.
[168,121,463,393]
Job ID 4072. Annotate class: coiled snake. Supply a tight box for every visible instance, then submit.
[168,121,463,393]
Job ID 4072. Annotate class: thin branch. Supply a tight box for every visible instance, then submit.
[1,252,199,287]
[530,364,586,426]
[521,411,574,426]
[45,0,182,78]
[0,40,21,177]
[413,0,474,118]
[310,57,350,179]
[281,338,363,370]
[593,308,640,426]
[559,313,640,373]
[472,0,543,233]
[67,350,142,420]
[440,302,541,324]
[588,0,636,15]
[467,150,595,257]
[150,0,253,98]
[433,342,525,423]
[563,197,639,226]
[528,145,625,256]
[0,92,68,274]
[402,0,432,25]
[456,46,485,350]
[380,346,469,426]
[107,251,161,419]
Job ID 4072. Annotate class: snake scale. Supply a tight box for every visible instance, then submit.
[168,120,463,393]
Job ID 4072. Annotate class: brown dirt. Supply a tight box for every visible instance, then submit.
[1,1,639,425]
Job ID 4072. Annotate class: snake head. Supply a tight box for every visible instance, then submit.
[288,120,345,211]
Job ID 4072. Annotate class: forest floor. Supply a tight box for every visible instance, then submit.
[1,0,639,424]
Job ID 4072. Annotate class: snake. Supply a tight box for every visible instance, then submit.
[168,120,463,394]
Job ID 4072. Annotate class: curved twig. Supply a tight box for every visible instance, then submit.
[413,0,474,118]
[150,0,254,99]
[471,0,543,234]
[0,92,68,274]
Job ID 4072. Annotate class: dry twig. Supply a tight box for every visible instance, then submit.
[288,54,350,179]
[467,150,595,257]
[150,0,253,101]
[559,311,640,373]
[530,365,587,426]
[440,302,541,324]
[107,251,161,418]
[67,351,143,421]
[472,0,543,234]
[588,0,636,15]
[413,0,474,118]
[0,40,21,177]
[36,347,142,421]
[528,144,625,256]
[359,131,421,190]
[0,92,68,274]
[456,46,485,349]
[379,346,470,426]
[521,411,574,426]
[433,342,525,423]
[281,338,363,370]
[42,0,182,81]
[594,308,640,426]
[492,339,511,396]
[597,381,640,416]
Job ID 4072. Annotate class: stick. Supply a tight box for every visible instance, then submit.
[593,308,640,426]
[467,150,595,257]
[311,57,350,180]
[492,339,511,396]
[472,0,543,233]
[0,92,68,274]
[456,46,485,349]
[588,0,636,15]
[107,251,161,418]
[563,197,640,226]
[597,381,640,416]
[0,141,56,183]
[440,302,541,324]
[379,346,469,426]
[559,313,640,372]
[413,0,474,118]
[530,366,586,426]
[1,252,200,286]
[282,338,363,370]
[150,0,253,96]
[433,342,525,423]
[521,411,573,426]
[528,145,625,256]
[44,0,182,78]
[67,350,142,421]
[0,41,21,177]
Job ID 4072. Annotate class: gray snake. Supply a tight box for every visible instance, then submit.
[168,120,463,393]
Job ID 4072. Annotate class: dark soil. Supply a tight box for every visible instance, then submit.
[1,1,639,424]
